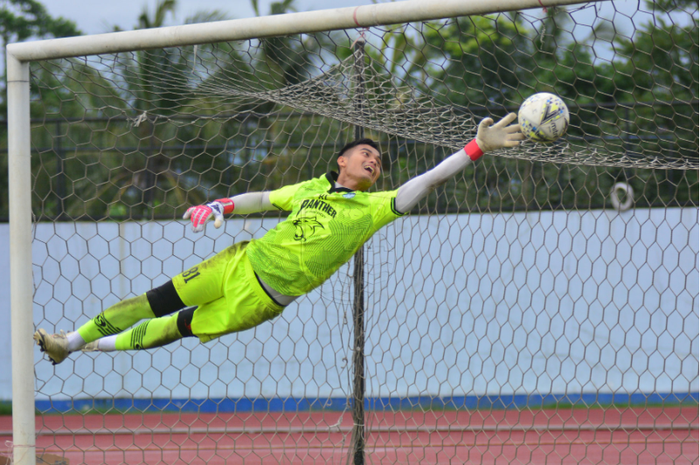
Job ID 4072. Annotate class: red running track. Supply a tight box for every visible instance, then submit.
[1,407,697,464]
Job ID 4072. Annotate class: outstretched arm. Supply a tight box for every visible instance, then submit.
[183,191,277,233]
[395,113,524,214]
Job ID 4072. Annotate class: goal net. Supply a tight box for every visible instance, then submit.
[4,0,698,464]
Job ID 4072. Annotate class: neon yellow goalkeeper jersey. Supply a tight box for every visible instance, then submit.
[246,172,405,296]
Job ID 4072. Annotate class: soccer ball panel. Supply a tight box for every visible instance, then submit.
[518,92,570,143]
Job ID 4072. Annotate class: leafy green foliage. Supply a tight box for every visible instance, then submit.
[0,0,80,45]
[0,0,82,114]
[0,1,697,221]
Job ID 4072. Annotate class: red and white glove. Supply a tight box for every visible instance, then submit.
[183,198,234,233]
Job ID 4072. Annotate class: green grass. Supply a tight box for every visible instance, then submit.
[0,402,11,416]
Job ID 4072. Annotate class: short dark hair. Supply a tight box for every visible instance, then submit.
[337,138,381,158]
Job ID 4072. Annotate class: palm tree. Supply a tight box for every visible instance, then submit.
[30,0,252,220]
[250,0,335,88]
[89,0,259,219]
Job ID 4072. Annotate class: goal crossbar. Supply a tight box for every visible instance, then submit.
[3,1,665,465]
[6,0,601,62]
[7,3,602,464]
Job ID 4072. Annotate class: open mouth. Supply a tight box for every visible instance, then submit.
[364,165,375,175]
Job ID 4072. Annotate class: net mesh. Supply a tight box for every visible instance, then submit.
[6,1,698,464]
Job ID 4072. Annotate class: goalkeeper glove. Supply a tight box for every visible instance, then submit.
[183,198,234,233]
[465,112,525,160]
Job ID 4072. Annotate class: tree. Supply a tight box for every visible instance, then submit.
[0,0,80,61]
[26,0,245,221]
[606,0,699,205]
[0,0,82,219]
[0,0,81,106]
[250,0,331,89]
[9,1,698,222]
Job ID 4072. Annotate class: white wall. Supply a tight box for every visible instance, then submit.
[1,207,697,401]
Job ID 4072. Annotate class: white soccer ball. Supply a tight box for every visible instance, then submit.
[518,92,570,143]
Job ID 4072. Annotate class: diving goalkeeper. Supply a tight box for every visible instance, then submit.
[34,113,524,365]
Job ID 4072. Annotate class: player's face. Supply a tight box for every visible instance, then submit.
[337,145,382,191]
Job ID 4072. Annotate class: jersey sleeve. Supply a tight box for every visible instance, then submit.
[268,180,307,211]
[367,189,406,234]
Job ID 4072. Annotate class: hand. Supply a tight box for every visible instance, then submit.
[475,112,525,153]
[183,198,234,233]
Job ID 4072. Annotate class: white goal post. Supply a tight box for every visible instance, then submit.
[7,0,695,464]
[7,3,604,463]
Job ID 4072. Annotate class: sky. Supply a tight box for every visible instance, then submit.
[35,0,656,72]
[43,0,379,36]
[37,0,661,58]
[24,0,699,46]
[40,0,637,36]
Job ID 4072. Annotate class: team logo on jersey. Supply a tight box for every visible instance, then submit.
[293,215,325,242]
[343,192,356,199]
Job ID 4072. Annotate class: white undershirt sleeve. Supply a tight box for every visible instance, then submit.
[394,149,472,214]
[229,191,276,214]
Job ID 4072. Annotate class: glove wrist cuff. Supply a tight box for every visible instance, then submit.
[215,198,235,214]
[464,139,484,161]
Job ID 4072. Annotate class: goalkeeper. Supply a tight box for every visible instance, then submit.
[34,114,524,365]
